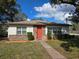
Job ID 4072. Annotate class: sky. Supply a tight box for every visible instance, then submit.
[17,0,76,23]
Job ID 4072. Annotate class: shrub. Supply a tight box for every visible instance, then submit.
[0,25,8,38]
[0,30,8,37]
[61,42,71,51]
[62,34,71,39]
[56,34,62,40]
[0,26,8,40]
[47,30,52,40]
[27,32,34,40]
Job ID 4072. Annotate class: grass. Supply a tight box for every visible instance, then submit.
[0,41,51,59]
[47,40,79,59]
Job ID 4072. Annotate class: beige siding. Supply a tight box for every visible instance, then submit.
[27,26,34,34]
[8,27,17,37]
[45,27,48,35]
[8,26,34,37]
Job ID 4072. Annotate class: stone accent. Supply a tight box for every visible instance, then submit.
[9,35,27,41]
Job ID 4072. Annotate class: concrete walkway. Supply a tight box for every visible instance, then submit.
[40,41,67,59]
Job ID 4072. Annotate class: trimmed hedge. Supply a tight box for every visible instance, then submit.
[47,30,52,40]
[27,32,34,40]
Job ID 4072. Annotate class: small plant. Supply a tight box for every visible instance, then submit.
[47,30,52,40]
[61,42,71,51]
[27,32,34,40]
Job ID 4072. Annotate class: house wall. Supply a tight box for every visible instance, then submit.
[45,27,48,35]
[46,26,69,39]
[7,24,69,40]
[8,27,17,36]
[42,26,48,40]
[8,26,34,35]
[46,26,69,35]
[27,26,34,34]
[8,25,34,40]
[47,26,62,34]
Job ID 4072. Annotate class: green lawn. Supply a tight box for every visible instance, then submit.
[47,40,79,59]
[0,41,51,59]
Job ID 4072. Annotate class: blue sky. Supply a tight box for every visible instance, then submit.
[17,0,75,23]
[16,0,49,18]
[16,0,61,23]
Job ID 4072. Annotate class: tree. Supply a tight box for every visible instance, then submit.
[50,0,79,31]
[0,0,19,39]
[50,0,79,49]
[14,13,27,21]
[50,0,76,4]
[50,0,79,23]
[0,0,19,23]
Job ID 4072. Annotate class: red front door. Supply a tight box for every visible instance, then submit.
[37,26,43,40]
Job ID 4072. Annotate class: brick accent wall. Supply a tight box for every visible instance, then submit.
[9,35,28,41]
[33,26,47,41]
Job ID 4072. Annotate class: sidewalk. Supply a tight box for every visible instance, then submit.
[40,41,67,59]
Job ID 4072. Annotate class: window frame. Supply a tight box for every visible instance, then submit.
[22,27,27,35]
[17,27,27,35]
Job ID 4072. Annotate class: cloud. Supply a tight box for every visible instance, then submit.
[34,3,76,21]
[53,3,76,13]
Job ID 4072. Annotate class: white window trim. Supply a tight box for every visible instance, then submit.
[17,27,27,35]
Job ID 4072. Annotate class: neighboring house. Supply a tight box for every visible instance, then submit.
[7,20,70,40]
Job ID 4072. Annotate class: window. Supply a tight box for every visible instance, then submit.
[48,27,53,35]
[22,27,26,35]
[17,27,21,35]
[17,27,26,35]
[53,27,62,35]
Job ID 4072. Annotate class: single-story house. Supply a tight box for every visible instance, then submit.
[7,20,70,40]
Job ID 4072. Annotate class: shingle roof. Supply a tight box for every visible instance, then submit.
[7,20,71,26]
[47,22,71,26]
[8,20,47,25]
